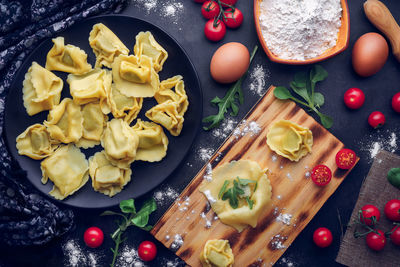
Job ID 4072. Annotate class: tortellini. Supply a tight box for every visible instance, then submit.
[106,84,143,124]
[134,31,168,72]
[66,68,111,110]
[22,62,63,116]
[89,151,132,197]
[199,240,234,267]
[41,144,89,200]
[155,75,188,116]
[44,98,83,143]
[101,118,139,168]
[266,120,313,162]
[112,54,160,98]
[132,119,168,162]
[145,101,184,136]
[89,23,130,68]
[16,124,58,160]
[199,160,272,232]
[46,37,92,74]
[76,102,108,149]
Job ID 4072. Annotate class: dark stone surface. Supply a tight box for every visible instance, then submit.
[1,0,400,266]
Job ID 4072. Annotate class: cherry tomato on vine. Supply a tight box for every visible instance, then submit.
[311,165,332,186]
[389,225,400,246]
[392,92,400,113]
[201,1,220,20]
[138,241,157,261]
[335,148,357,170]
[384,199,400,222]
[343,88,365,109]
[368,111,385,128]
[204,19,226,42]
[360,204,380,226]
[83,227,104,248]
[313,227,333,248]
[220,0,237,7]
[223,8,243,28]
[366,230,386,251]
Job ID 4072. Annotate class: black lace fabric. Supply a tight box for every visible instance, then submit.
[0,0,128,247]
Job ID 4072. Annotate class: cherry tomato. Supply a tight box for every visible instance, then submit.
[83,227,104,248]
[360,204,380,226]
[204,19,226,42]
[392,92,400,113]
[138,241,157,261]
[335,148,357,170]
[313,227,333,248]
[366,230,386,251]
[311,165,332,186]
[384,199,400,222]
[389,225,400,246]
[220,0,237,7]
[201,1,220,20]
[194,0,207,3]
[223,8,243,28]
[343,88,365,109]
[368,111,385,128]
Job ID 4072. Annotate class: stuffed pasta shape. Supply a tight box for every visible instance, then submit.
[22,62,63,116]
[44,98,83,143]
[155,75,188,116]
[89,151,132,197]
[134,31,168,72]
[132,119,168,162]
[41,144,89,200]
[16,124,58,160]
[89,23,129,68]
[101,118,139,168]
[112,54,159,98]
[46,37,92,74]
[145,101,184,136]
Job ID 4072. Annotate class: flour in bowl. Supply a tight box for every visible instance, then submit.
[259,0,342,60]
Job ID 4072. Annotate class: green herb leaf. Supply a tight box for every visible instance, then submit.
[131,199,157,228]
[237,177,257,186]
[246,196,254,210]
[141,225,153,231]
[387,167,400,189]
[313,92,325,107]
[219,180,230,199]
[233,179,245,195]
[274,86,293,100]
[290,81,310,103]
[120,199,136,214]
[101,211,125,217]
[310,65,328,84]
[293,71,308,87]
[315,110,333,129]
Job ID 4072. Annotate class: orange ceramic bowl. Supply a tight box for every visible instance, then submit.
[254,0,350,65]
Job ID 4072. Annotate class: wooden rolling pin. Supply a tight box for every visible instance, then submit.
[364,0,400,62]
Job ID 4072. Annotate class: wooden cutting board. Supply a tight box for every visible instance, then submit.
[150,86,358,267]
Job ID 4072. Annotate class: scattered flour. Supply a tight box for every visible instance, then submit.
[203,163,213,182]
[170,234,184,251]
[280,257,296,267]
[117,245,145,267]
[153,185,179,207]
[249,64,270,97]
[63,240,87,267]
[132,0,184,27]
[197,147,215,161]
[270,234,288,250]
[203,190,216,204]
[358,129,399,162]
[233,120,262,139]
[212,118,238,139]
[276,213,293,226]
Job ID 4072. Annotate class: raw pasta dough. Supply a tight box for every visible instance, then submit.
[16,124,58,160]
[22,62,63,116]
[101,118,139,168]
[132,119,168,162]
[89,151,132,197]
[112,54,159,98]
[199,160,272,232]
[89,23,129,68]
[155,75,188,116]
[46,37,92,74]
[134,31,168,72]
[41,144,89,200]
[44,98,83,144]
[199,240,234,267]
[266,120,313,161]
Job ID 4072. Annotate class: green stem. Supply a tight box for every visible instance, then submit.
[291,97,311,107]
[110,231,122,267]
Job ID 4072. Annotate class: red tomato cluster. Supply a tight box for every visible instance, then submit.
[194,0,243,42]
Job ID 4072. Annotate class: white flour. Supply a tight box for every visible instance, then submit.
[358,129,399,162]
[259,0,342,60]
[153,185,179,207]
[249,64,270,97]
[132,0,184,27]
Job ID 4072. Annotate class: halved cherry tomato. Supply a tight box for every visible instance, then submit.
[343,88,365,109]
[204,19,226,42]
[311,165,332,186]
[366,230,386,251]
[201,1,220,20]
[313,227,333,248]
[368,111,385,128]
[384,199,400,222]
[83,227,104,248]
[360,204,380,226]
[389,224,400,246]
[223,8,243,28]
[335,148,357,170]
[392,92,400,113]
[220,0,237,7]
[138,241,157,261]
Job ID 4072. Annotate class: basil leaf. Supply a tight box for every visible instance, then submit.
[387,168,400,189]
[219,180,230,199]
[138,199,157,215]
[237,177,257,186]
[316,111,333,129]
[290,81,310,102]
[222,188,232,201]
[131,213,149,228]
[274,86,293,100]
[314,92,325,107]
[229,193,238,209]
[310,65,328,84]
[120,199,136,214]
[246,197,254,210]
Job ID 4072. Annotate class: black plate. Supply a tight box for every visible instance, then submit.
[3,15,202,209]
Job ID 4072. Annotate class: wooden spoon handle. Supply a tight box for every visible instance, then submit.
[364,0,400,62]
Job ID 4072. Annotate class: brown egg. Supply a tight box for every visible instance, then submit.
[352,32,389,77]
[210,42,250,84]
